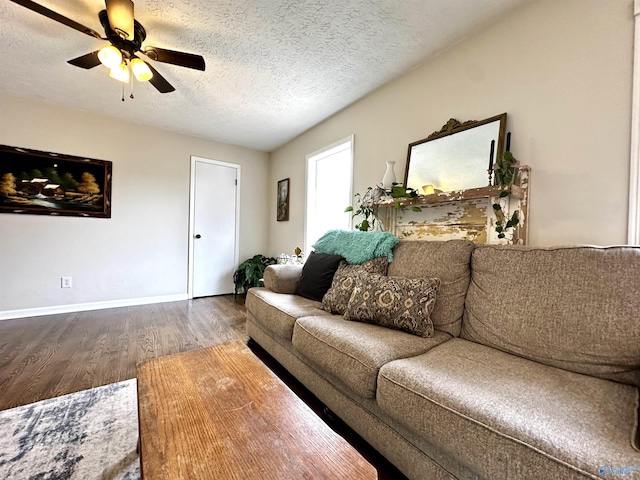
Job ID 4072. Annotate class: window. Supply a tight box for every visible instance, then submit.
[305,136,354,255]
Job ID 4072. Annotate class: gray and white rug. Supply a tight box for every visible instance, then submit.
[0,379,140,480]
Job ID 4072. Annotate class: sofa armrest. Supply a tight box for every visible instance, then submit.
[263,264,303,294]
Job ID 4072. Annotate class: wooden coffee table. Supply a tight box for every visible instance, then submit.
[136,341,377,479]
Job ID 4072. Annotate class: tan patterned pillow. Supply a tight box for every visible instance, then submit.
[344,274,440,337]
[322,257,389,315]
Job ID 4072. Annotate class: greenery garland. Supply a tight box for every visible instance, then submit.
[492,151,520,239]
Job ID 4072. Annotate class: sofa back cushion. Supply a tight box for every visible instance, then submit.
[387,240,474,337]
[462,245,640,386]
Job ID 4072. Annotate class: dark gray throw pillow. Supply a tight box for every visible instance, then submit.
[294,252,344,302]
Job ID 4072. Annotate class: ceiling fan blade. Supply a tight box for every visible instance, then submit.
[68,51,102,69]
[105,0,134,39]
[143,47,206,71]
[10,0,102,39]
[143,61,176,93]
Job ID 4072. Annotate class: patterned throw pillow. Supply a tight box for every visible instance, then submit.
[344,274,440,337]
[322,257,389,315]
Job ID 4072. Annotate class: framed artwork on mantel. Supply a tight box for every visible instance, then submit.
[0,144,112,218]
[277,178,289,221]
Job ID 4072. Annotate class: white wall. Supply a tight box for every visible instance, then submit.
[269,0,634,254]
[0,93,269,315]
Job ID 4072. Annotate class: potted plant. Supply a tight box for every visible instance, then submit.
[233,254,276,295]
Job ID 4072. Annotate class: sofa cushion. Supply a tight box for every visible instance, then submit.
[322,257,389,315]
[344,274,440,337]
[294,252,344,301]
[462,244,640,386]
[245,288,330,340]
[387,240,474,337]
[292,315,451,399]
[378,338,640,479]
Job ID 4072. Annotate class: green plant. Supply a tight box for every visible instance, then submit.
[388,184,422,211]
[492,151,521,240]
[345,185,422,231]
[345,187,380,231]
[233,254,276,295]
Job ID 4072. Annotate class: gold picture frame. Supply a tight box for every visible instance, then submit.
[277,178,289,221]
[0,144,112,218]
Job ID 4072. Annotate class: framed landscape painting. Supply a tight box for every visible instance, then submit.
[0,144,112,218]
[277,178,289,221]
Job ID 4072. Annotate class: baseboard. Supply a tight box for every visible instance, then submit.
[0,293,190,321]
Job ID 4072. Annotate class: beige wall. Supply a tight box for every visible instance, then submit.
[269,0,634,254]
[0,93,269,314]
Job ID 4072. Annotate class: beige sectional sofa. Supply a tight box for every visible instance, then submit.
[245,240,640,479]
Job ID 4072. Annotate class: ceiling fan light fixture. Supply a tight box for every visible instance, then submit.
[130,58,153,82]
[98,45,123,69]
[12,0,203,95]
[106,0,135,39]
[109,62,130,83]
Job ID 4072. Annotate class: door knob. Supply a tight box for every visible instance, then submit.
[194,234,202,239]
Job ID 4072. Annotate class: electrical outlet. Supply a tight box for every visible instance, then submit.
[61,277,72,288]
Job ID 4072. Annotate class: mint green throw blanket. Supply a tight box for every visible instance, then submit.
[312,230,399,264]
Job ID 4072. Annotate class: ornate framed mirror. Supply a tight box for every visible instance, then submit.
[404,113,507,193]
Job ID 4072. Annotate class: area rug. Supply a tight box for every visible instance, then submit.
[0,379,139,480]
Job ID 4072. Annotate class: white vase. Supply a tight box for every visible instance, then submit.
[382,161,397,190]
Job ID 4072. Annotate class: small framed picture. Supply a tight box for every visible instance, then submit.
[277,178,289,222]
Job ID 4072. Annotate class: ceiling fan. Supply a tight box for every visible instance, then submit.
[10,0,206,94]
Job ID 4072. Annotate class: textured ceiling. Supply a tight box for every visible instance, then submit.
[0,0,527,152]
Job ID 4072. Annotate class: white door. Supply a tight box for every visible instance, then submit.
[191,159,238,297]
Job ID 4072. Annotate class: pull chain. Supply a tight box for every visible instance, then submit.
[130,62,134,99]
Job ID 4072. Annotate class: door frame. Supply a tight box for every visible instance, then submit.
[629,0,640,244]
[188,156,241,299]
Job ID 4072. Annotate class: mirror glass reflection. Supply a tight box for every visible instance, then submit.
[404,114,506,193]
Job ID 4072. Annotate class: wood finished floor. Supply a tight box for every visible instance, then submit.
[0,294,408,479]
[0,295,247,411]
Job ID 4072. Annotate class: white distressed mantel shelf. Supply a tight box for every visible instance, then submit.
[378,166,530,245]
